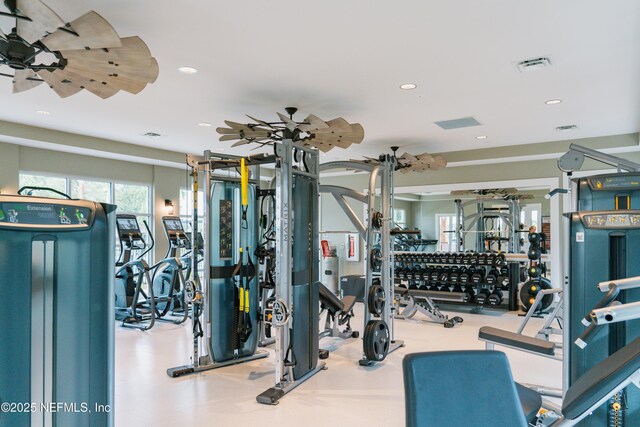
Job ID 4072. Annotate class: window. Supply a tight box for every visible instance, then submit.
[436,213,458,252]
[394,208,406,229]
[19,172,153,264]
[70,178,111,203]
[19,173,67,196]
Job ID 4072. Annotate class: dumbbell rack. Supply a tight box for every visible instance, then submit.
[394,251,520,311]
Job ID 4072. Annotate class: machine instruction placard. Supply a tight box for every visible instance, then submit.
[219,199,233,259]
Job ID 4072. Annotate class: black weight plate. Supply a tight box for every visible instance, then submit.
[363,320,390,362]
[367,284,385,316]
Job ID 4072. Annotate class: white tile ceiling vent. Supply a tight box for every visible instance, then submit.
[434,116,482,130]
[517,57,551,72]
[556,125,578,132]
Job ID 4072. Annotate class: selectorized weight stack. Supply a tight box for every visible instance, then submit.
[0,189,115,427]
[568,173,640,426]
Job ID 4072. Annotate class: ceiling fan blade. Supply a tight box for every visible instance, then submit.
[37,67,121,99]
[216,127,239,135]
[276,112,297,132]
[42,11,122,51]
[313,117,351,134]
[246,114,273,128]
[60,36,152,66]
[219,135,241,142]
[224,120,249,130]
[298,114,329,132]
[13,69,43,93]
[63,64,147,94]
[37,69,82,98]
[231,139,252,147]
[65,55,159,84]
[15,0,64,44]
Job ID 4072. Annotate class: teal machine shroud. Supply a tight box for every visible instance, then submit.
[0,195,115,427]
[569,173,640,426]
[208,181,260,361]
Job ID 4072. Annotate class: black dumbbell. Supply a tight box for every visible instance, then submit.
[463,285,476,303]
[469,253,478,264]
[487,289,504,306]
[476,288,491,304]
[409,283,419,290]
[447,253,456,264]
[493,253,506,267]
[477,254,487,265]
[485,267,499,284]
[462,253,471,264]
[459,267,472,284]
[471,268,486,284]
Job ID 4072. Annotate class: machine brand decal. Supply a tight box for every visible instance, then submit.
[576,232,585,243]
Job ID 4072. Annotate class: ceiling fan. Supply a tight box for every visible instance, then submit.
[0,0,158,98]
[350,146,448,173]
[216,107,365,152]
[450,188,534,200]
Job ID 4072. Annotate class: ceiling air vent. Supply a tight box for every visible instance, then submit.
[517,57,551,72]
[556,125,577,132]
[434,116,481,130]
[143,132,162,138]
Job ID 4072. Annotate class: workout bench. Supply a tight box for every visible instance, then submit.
[394,286,463,328]
[319,283,359,339]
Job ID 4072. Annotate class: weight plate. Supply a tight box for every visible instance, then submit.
[370,248,382,272]
[271,299,289,326]
[367,284,385,316]
[363,320,390,362]
[372,211,384,229]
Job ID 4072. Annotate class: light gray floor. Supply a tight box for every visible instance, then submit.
[115,304,561,426]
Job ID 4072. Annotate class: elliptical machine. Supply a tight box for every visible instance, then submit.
[150,216,198,324]
[114,214,156,330]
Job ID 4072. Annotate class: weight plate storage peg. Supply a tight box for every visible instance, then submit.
[367,284,386,316]
[363,320,390,362]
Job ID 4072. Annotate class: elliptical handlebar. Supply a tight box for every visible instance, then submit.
[137,219,155,261]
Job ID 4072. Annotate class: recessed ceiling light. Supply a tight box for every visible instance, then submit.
[198,122,212,127]
[178,66,198,74]
[476,135,487,140]
[545,99,562,105]
[556,125,577,132]
[36,110,50,115]
[400,83,417,90]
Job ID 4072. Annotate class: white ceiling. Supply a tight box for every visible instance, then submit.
[1,0,639,161]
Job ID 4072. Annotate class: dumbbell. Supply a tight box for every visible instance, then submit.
[459,267,472,285]
[493,253,506,267]
[469,253,478,264]
[427,253,436,264]
[462,253,471,264]
[449,269,460,284]
[430,268,441,283]
[439,270,450,285]
[421,266,432,280]
[471,268,486,284]
[418,283,428,291]
[409,282,419,290]
[463,285,476,303]
[485,267,499,285]
[454,253,464,264]
[447,253,456,264]
[487,289,504,306]
[477,254,487,265]
[476,288,491,304]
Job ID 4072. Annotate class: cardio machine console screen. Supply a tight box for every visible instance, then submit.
[0,201,92,227]
[116,216,141,233]
[163,217,184,231]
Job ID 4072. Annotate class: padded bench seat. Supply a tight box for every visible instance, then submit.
[319,283,356,314]
[479,326,555,356]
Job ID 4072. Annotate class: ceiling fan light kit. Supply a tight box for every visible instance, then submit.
[0,0,158,98]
